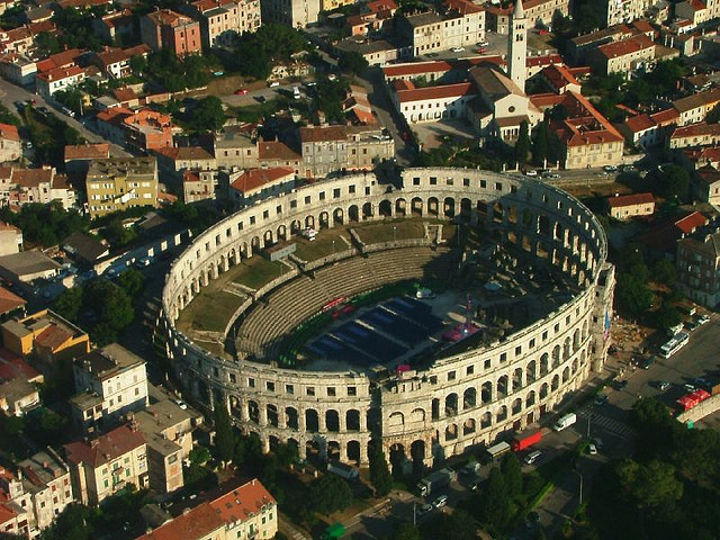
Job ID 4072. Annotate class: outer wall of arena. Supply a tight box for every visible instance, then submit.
[161,168,615,466]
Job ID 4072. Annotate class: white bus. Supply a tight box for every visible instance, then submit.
[486,441,511,461]
[660,332,689,359]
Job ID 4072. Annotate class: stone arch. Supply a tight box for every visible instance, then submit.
[333,207,344,226]
[248,400,259,424]
[411,197,423,216]
[290,219,301,234]
[562,366,570,383]
[522,208,533,229]
[460,197,472,221]
[269,435,280,452]
[277,224,287,241]
[431,398,440,420]
[573,328,580,351]
[395,198,407,216]
[527,360,537,382]
[410,407,426,424]
[572,358,578,374]
[346,409,360,431]
[305,439,321,463]
[326,410,340,432]
[481,381,493,404]
[538,214,550,236]
[481,411,492,428]
[267,403,278,427]
[428,197,439,216]
[388,411,405,427]
[496,405,508,422]
[463,387,477,409]
[327,441,341,461]
[512,398,522,415]
[263,229,273,246]
[497,375,509,397]
[507,205,518,224]
[305,409,319,432]
[389,443,406,476]
[551,374,560,391]
[379,199,392,217]
[463,418,476,435]
[540,383,549,399]
[251,236,261,252]
[362,202,373,219]
[445,423,458,441]
[348,204,359,222]
[285,406,298,430]
[443,197,455,218]
[410,440,426,464]
[540,353,549,375]
[304,215,314,229]
[512,368,523,391]
[563,337,571,360]
[347,440,360,463]
[492,201,503,223]
[552,345,561,368]
[526,390,536,407]
[319,211,330,229]
[445,393,458,416]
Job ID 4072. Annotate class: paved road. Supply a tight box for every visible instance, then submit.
[0,78,130,158]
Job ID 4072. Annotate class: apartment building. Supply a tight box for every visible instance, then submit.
[137,479,277,540]
[675,0,709,27]
[524,0,570,28]
[672,88,720,127]
[588,34,657,77]
[0,167,76,209]
[677,229,720,308]
[85,157,158,218]
[1,308,90,366]
[140,9,201,57]
[214,125,259,169]
[0,222,21,256]
[695,166,720,205]
[391,80,476,124]
[397,1,486,58]
[228,167,296,207]
[63,424,149,506]
[299,125,394,177]
[260,0,320,28]
[91,44,152,79]
[186,0,261,49]
[35,65,86,98]
[70,343,149,433]
[182,170,216,204]
[155,146,216,182]
[669,122,720,149]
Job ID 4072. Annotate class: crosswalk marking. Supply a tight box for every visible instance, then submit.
[577,408,635,439]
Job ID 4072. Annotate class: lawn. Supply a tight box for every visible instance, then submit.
[177,289,246,333]
[232,256,285,289]
[294,232,347,262]
[352,219,426,244]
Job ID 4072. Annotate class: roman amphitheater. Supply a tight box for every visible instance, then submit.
[160,168,615,468]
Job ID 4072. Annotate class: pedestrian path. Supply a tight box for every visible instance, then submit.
[577,407,635,440]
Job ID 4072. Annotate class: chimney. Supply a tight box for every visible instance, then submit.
[183,507,191,515]
[90,439,99,448]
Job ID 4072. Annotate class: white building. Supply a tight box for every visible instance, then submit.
[35,65,85,98]
[391,80,476,124]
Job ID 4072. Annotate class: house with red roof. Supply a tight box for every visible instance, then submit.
[607,192,655,220]
[676,0,709,27]
[588,34,658,77]
[669,122,720,149]
[0,123,20,162]
[35,65,86,98]
[91,44,151,79]
[228,167,296,207]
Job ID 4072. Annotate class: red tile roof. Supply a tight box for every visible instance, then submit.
[670,122,720,139]
[64,144,110,161]
[541,64,580,91]
[64,424,145,468]
[210,479,276,525]
[35,325,72,350]
[11,168,53,188]
[445,0,483,14]
[607,192,654,208]
[675,211,707,234]
[0,123,18,142]
[529,92,565,109]
[395,81,475,103]
[0,348,39,382]
[624,114,655,133]
[230,167,295,194]
[367,0,397,12]
[136,503,224,540]
[649,108,679,125]
[597,34,655,59]
[687,0,706,10]
[300,126,347,143]
[552,91,624,146]
[0,285,25,316]
[257,141,301,162]
[35,65,84,83]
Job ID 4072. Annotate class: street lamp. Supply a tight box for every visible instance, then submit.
[573,468,584,506]
[393,225,397,243]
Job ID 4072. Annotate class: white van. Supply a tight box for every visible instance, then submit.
[292,86,301,99]
[553,412,577,432]
[524,450,542,465]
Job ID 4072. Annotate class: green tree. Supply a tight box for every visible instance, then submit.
[616,274,653,318]
[186,96,226,133]
[339,51,369,75]
[653,259,677,286]
[655,302,681,333]
[477,467,509,530]
[501,452,523,500]
[655,165,689,201]
[515,121,531,166]
[117,268,145,298]
[391,522,421,540]
[532,121,548,165]
[368,439,392,496]
[53,286,83,322]
[82,279,134,345]
[309,474,353,514]
[40,503,95,540]
[213,403,235,464]
[129,54,147,77]
[189,445,211,466]
[616,459,683,509]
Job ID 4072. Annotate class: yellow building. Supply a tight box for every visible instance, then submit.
[321,0,355,10]
[1,309,90,364]
[85,157,158,218]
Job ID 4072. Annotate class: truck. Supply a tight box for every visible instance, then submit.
[553,413,577,432]
[417,468,456,497]
[486,441,512,461]
[512,429,542,452]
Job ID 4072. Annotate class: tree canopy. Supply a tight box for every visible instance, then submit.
[184,96,226,133]
[368,439,392,496]
[233,24,307,79]
[308,474,353,514]
[515,121,531,166]
[0,201,88,248]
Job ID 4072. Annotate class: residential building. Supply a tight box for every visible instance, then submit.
[695,166,720,205]
[607,192,655,220]
[137,478,277,540]
[568,24,635,64]
[397,0,486,59]
[182,170,216,204]
[16,448,74,534]
[35,65,86,98]
[675,0,709,27]
[140,10,201,57]
[91,44,151,79]
[334,36,407,66]
[677,229,720,308]
[522,0,569,28]
[538,64,581,95]
[70,343,149,433]
[0,123,20,162]
[531,91,624,169]
[228,167,295,207]
[671,88,720,126]
[0,251,61,283]
[155,146,216,183]
[186,0,261,49]
[0,52,37,86]
[62,232,109,266]
[588,34,657,77]
[1,309,90,365]
[257,140,302,172]
[0,222,21,256]
[64,143,111,179]
[681,145,720,171]
[0,286,25,320]
[391,80,476,124]
[260,0,319,28]
[605,0,666,26]
[299,125,395,177]
[85,157,158,218]
[669,122,720,148]
[63,424,149,505]
[0,166,76,209]
[123,109,174,152]
[214,125,259,169]
[93,9,135,44]
[0,376,38,415]
[0,466,32,538]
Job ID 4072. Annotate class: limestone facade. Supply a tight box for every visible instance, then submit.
[160,168,614,466]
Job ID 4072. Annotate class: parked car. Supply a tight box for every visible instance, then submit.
[658,381,671,391]
[524,170,538,177]
[684,383,697,392]
[686,320,701,331]
[234,88,249,95]
[255,95,266,103]
[614,379,628,390]
[268,81,280,87]
[477,40,489,47]
[594,393,609,406]
[698,314,710,325]
[451,46,464,52]
[586,443,598,455]
[641,356,656,370]
[135,257,153,268]
[174,399,188,410]
[431,495,448,508]
[417,503,433,517]
[603,165,617,172]
[476,47,488,54]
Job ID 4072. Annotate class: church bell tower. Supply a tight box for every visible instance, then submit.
[508,0,528,92]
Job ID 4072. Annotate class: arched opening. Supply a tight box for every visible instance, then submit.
[538,215,550,236]
[563,337,571,361]
[463,387,477,409]
[388,411,405,427]
[507,205,518,224]
[552,345,561,368]
[573,328,580,351]
[492,201,503,223]
[346,409,360,431]
[333,208,344,226]
[540,353,549,376]
[326,410,340,432]
[526,391,536,408]
[428,197,439,216]
[445,423,458,441]
[327,441,341,462]
[248,400,259,424]
[277,225,287,241]
[319,211,329,229]
[527,360,536,383]
[460,197,471,222]
[481,382,492,404]
[379,199,392,217]
[540,383,549,399]
[347,440,360,464]
[395,198,406,216]
[348,205,359,222]
[431,398,440,420]
[305,439,321,465]
[522,209,533,229]
[463,418,476,435]
[496,405,507,423]
[305,409,319,432]
[267,404,278,428]
[269,435,280,452]
[251,236,260,252]
[443,197,455,218]
[410,439,426,474]
[445,393,458,416]
[285,407,298,430]
[304,215,315,229]
[512,398,522,415]
[512,368,523,391]
[411,197,423,216]
[562,366,570,383]
[263,230,273,247]
[389,443,406,478]
[551,374,560,391]
[497,375,508,397]
[410,408,425,425]
[362,202,373,219]
[290,220,301,234]
[481,412,492,429]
